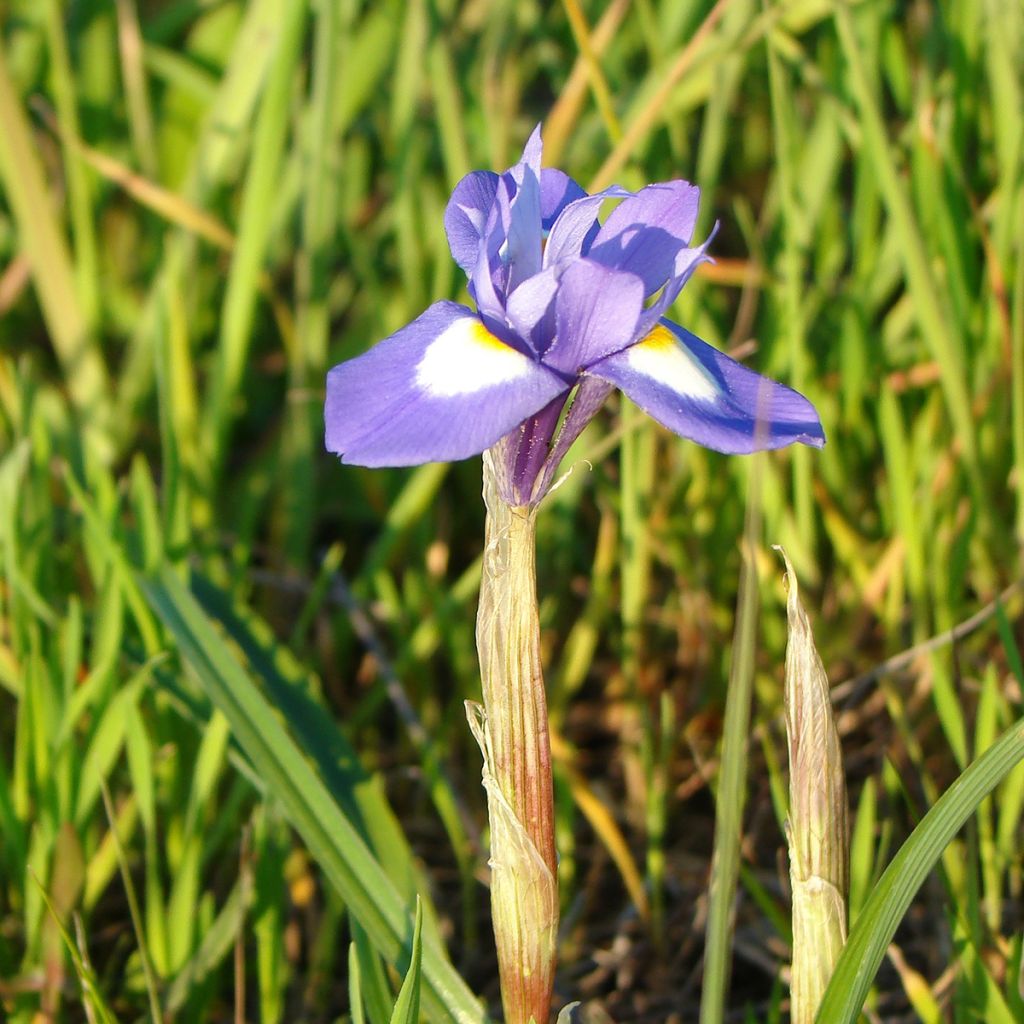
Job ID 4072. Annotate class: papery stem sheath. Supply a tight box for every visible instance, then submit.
[468,448,558,1024]
[779,548,849,1024]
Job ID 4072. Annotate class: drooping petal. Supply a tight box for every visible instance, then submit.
[540,169,587,231]
[543,259,645,376]
[325,301,569,466]
[587,181,701,295]
[587,321,825,453]
[543,185,632,268]
[445,170,500,274]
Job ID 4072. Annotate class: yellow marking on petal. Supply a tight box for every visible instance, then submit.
[416,317,533,397]
[627,324,718,400]
[636,323,677,351]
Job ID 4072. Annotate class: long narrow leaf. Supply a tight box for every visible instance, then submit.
[0,48,110,436]
[815,717,1024,1023]
[142,567,487,1024]
[389,899,424,1024]
[349,941,367,1024]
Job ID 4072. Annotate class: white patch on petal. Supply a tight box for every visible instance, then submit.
[416,318,533,397]
[627,325,718,401]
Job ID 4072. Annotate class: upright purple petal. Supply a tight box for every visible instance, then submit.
[501,125,544,292]
[325,301,569,466]
[634,228,717,338]
[468,208,510,328]
[445,171,500,274]
[587,181,701,295]
[586,321,825,453]
[466,128,547,321]
[543,260,645,376]
[540,168,587,231]
[543,185,632,267]
[506,266,561,356]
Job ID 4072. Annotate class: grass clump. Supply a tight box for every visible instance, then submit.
[1,1,1023,1021]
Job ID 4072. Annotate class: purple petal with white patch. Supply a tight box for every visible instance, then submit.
[325,301,569,466]
[587,320,825,454]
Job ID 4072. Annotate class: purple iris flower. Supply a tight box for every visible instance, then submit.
[325,127,824,505]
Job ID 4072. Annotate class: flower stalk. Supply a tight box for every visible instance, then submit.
[779,548,849,1024]
[325,124,827,1024]
[467,448,558,1024]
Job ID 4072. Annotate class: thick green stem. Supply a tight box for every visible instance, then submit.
[468,449,558,1024]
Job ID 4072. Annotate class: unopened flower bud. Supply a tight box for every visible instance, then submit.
[777,547,849,1024]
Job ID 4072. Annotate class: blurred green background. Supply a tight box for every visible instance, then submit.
[1,0,1022,1021]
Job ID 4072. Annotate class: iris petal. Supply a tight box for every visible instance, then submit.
[444,170,500,274]
[540,168,587,231]
[543,185,632,268]
[587,321,825,454]
[544,259,645,376]
[325,301,569,466]
[587,181,702,295]
[501,125,544,292]
[506,266,561,356]
[634,229,716,338]
[468,130,545,320]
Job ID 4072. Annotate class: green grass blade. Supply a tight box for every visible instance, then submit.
[833,0,981,502]
[113,0,158,178]
[164,873,253,1017]
[0,47,111,441]
[766,28,816,556]
[349,941,368,1024]
[189,572,448,948]
[815,717,1024,1023]
[32,874,119,1024]
[700,456,763,1024]
[114,0,289,441]
[352,917,398,1024]
[202,0,307,473]
[42,0,101,334]
[1012,229,1024,544]
[100,784,162,1024]
[284,0,342,567]
[389,898,424,1024]
[141,567,488,1024]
